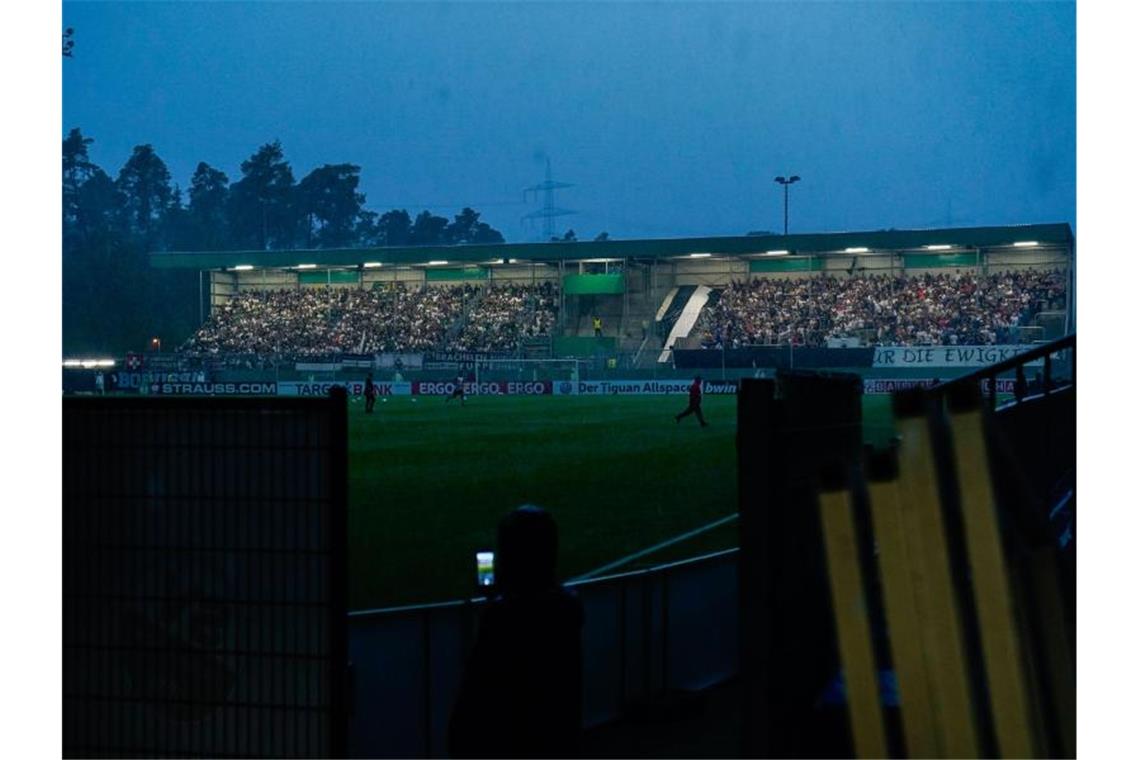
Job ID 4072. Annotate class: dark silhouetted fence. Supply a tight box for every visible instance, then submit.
[63,391,348,758]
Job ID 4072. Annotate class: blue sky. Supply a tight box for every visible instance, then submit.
[62,1,1075,241]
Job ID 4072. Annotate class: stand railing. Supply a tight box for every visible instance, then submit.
[932,333,1075,410]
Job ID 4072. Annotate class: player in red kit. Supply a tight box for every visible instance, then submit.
[674,375,709,427]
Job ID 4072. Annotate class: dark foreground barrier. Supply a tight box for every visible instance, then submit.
[63,390,349,758]
[738,337,1075,757]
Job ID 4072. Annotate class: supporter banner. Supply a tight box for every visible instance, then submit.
[143,354,184,371]
[296,362,342,372]
[148,381,278,396]
[872,345,1044,368]
[672,347,874,370]
[565,379,739,396]
[377,353,424,370]
[412,380,552,396]
[112,370,208,390]
[423,351,517,369]
[277,381,411,397]
[863,378,1016,394]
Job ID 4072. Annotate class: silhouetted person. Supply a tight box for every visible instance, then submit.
[364,373,377,413]
[675,375,709,427]
[446,373,467,405]
[449,506,584,758]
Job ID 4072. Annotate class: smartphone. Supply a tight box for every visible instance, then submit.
[476,551,495,589]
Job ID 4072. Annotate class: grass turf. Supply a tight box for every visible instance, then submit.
[347,393,901,609]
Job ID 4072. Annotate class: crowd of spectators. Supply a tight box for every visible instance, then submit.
[180,282,559,358]
[694,269,1067,348]
[181,284,473,358]
[452,282,559,352]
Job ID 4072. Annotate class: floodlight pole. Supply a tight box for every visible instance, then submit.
[774,175,801,235]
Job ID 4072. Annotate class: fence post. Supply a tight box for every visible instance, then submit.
[662,569,671,691]
[423,608,432,757]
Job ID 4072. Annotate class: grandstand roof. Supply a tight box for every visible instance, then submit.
[149,222,1072,270]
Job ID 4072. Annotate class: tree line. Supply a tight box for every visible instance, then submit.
[62,129,506,353]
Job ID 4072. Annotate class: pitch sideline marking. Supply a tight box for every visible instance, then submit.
[572,512,739,581]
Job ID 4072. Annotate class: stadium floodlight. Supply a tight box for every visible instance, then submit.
[231,265,254,271]
[426,260,449,266]
[845,247,870,253]
[925,244,953,251]
[295,264,318,269]
[362,262,383,268]
[508,258,522,264]
[80,360,98,368]
[1013,241,1039,247]
[773,175,802,234]
[96,359,116,367]
[689,253,712,258]
[765,250,790,256]
[582,258,619,263]
[62,359,82,367]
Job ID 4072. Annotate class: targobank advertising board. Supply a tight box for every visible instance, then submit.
[277,381,411,397]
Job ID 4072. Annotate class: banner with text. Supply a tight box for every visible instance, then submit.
[148,381,279,396]
[412,380,553,396]
[863,378,1017,395]
[561,379,739,396]
[277,381,411,397]
[872,345,1045,368]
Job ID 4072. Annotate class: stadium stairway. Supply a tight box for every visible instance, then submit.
[658,285,711,363]
[567,294,627,340]
[653,285,691,346]
[444,287,485,346]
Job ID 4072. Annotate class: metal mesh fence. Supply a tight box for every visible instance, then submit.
[63,393,347,758]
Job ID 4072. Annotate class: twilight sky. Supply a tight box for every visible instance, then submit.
[62,1,1075,243]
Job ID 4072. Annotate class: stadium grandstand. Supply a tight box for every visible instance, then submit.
[130,223,1072,379]
[61,222,1075,396]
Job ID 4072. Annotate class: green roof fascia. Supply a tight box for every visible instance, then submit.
[149,223,1073,270]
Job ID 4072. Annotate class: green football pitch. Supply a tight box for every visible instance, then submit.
[346,393,898,609]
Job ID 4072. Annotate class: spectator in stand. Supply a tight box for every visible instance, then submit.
[180,281,559,359]
[691,269,1065,349]
[451,282,559,353]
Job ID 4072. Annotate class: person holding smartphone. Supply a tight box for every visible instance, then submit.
[449,505,583,758]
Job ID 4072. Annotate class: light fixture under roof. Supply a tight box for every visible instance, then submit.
[845,247,870,253]
[231,265,254,271]
[363,262,383,268]
[765,250,790,256]
[426,260,449,266]
[925,244,953,251]
[295,263,317,269]
[1013,240,1039,247]
[689,253,712,258]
